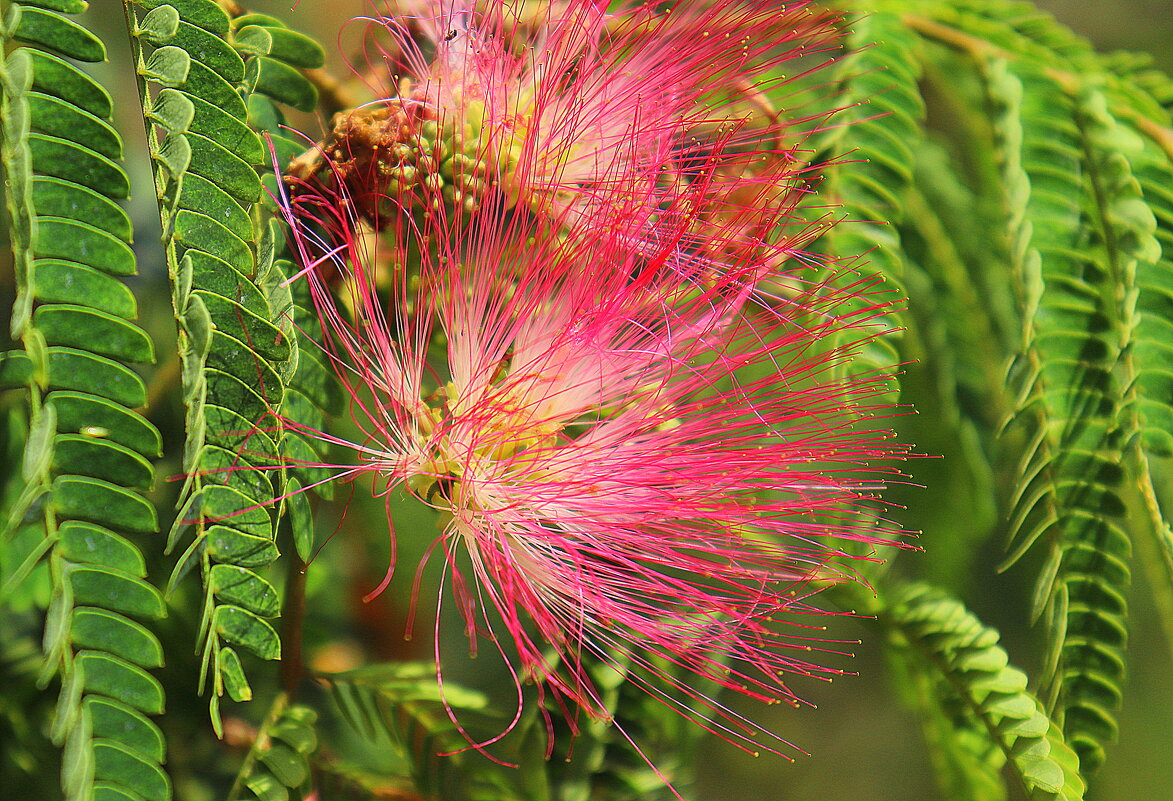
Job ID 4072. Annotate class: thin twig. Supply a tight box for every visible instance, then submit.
[305,68,358,121]
[281,550,309,699]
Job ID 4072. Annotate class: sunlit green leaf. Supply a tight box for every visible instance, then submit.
[71,608,164,669]
[68,564,165,620]
[233,25,325,69]
[77,652,165,715]
[11,6,105,62]
[213,605,280,660]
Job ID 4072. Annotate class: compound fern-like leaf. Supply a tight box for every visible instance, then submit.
[2,3,168,799]
[123,0,328,730]
[884,584,1086,801]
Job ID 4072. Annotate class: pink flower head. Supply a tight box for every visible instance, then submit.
[276,0,906,770]
[293,0,841,262]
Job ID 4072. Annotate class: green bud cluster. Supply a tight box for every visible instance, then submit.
[368,109,495,217]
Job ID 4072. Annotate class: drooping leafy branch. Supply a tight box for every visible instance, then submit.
[121,0,334,731]
[881,584,1086,801]
[1,3,168,800]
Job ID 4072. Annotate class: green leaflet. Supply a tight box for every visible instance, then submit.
[24,47,112,115]
[33,261,138,318]
[226,699,318,801]
[9,6,105,62]
[71,608,165,668]
[57,521,148,576]
[32,176,131,239]
[27,91,121,158]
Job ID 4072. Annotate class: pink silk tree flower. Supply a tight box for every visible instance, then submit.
[271,0,908,772]
[288,0,841,262]
[276,148,904,767]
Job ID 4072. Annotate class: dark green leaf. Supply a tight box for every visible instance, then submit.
[201,485,273,538]
[174,211,252,270]
[52,434,154,489]
[197,291,291,362]
[180,90,264,164]
[172,19,244,81]
[205,525,279,568]
[185,250,270,315]
[35,305,153,364]
[32,176,132,241]
[244,55,317,112]
[33,260,137,319]
[183,132,261,204]
[92,739,170,801]
[281,434,332,502]
[213,605,280,660]
[289,348,342,415]
[286,478,313,562]
[72,607,164,668]
[205,367,275,421]
[233,25,325,69]
[12,6,105,62]
[270,717,317,755]
[33,218,135,275]
[77,651,165,715]
[203,404,280,466]
[25,48,112,117]
[198,445,275,507]
[210,563,280,617]
[29,134,129,198]
[52,475,157,535]
[179,57,246,118]
[27,91,121,159]
[260,741,308,786]
[204,332,284,406]
[218,646,252,702]
[47,347,146,408]
[49,391,162,457]
[247,93,282,135]
[68,564,165,619]
[58,520,147,576]
[85,696,166,762]
[280,389,325,442]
